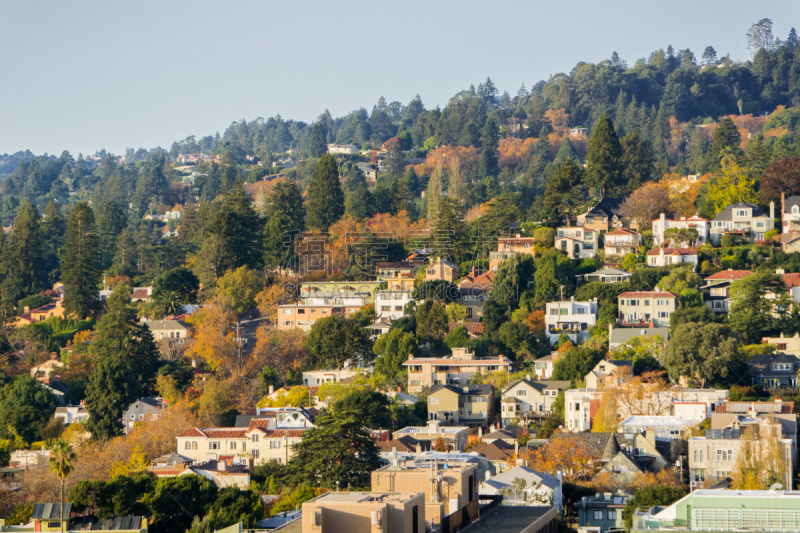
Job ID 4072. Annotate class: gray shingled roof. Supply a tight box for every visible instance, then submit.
[712,202,769,222]
[31,503,72,520]
[783,196,800,213]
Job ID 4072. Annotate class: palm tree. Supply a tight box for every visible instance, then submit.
[48,439,76,533]
[151,290,183,318]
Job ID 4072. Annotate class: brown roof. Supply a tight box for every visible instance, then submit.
[781,273,800,288]
[469,441,515,461]
[131,288,151,300]
[618,291,677,298]
[704,270,754,281]
[448,322,485,336]
[498,237,535,244]
[606,228,639,236]
[646,247,699,256]
[377,436,431,453]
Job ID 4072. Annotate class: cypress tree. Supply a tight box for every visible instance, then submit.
[586,113,623,198]
[309,122,328,158]
[306,154,344,230]
[479,115,500,177]
[62,202,100,318]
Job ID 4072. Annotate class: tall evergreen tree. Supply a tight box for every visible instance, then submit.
[96,200,127,270]
[62,202,100,318]
[479,115,500,177]
[306,154,344,231]
[426,162,444,223]
[705,116,741,170]
[586,113,623,198]
[309,122,328,158]
[1,200,45,307]
[541,158,585,226]
[41,200,66,287]
[266,180,305,232]
[205,180,263,271]
[620,132,655,194]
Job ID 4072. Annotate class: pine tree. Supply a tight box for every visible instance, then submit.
[41,200,66,287]
[585,113,623,198]
[620,132,655,195]
[62,202,100,318]
[306,154,344,231]
[479,115,500,177]
[447,157,467,204]
[426,161,444,223]
[96,200,127,270]
[3,200,45,300]
[206,180,264,271]
[705,116,741,170]
[266,180,305,233]
[309,122,327,158]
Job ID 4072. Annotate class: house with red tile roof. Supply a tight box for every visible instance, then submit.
[604,228,642,257]
[646,247,699,268]
[703,269,754,282]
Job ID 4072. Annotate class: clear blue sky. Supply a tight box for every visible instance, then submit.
[1,1,796,156]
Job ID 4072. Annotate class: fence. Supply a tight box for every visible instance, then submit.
[440,495,503,533]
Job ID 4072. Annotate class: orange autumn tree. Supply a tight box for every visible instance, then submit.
[526,310,546,336]
[522,434,593,480]
[185,298,242,376]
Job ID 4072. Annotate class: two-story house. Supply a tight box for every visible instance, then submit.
[762,333,800,356]
[584,359,632,389]
[651,213,709,247]
[145,320,191,341]
[701,270,753,314]
[403,348,514,394]
[781,194,800,233]
[489,236,536,272]
[425,257,458,282]
[123,397,165,433]
[500,378,570,427]
[603,228,641,257]
[427,384,495,426]
[555,227,598,259]
[710,202,775,245]
[617,291,678,327]
[576,491,630,532]
[375,272,416,320]
[545,298,598,345]
[748,351,800,389]
[577,198,638,234]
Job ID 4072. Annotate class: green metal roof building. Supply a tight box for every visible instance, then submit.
[632,489,800,532]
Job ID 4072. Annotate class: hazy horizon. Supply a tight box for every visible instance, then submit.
[1,0,797,156]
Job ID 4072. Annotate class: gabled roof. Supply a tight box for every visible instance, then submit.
[502,378,571,395]
[606,228,640,236]
[469,440,515,461]
[781,232,800,244]
[448,322,485,337]
[430,384,493,397]
[618,291,677,298]
[377,435,431,453]
[781,273,800,288]
[783,196,800,213]
[704,269,753,281]
[712,202,769,221]
[583,198,627,218]
[748,351,800,374]
[584,267,631,277]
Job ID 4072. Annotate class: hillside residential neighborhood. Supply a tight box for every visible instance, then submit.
[3,14,800,533]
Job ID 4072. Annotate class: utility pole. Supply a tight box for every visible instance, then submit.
[233,322,248,376]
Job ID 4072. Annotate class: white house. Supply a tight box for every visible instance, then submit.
[54,405,89,425]
[481,466,562,510]
[646,248,699,268]
[545,298,598,345]
[555,227,598,259]
[651,213,709,246]
[500,378,571,427]
[327,144,359,155]
[781,194,800,233]
[374,290,412,320]
[302,369,359,387]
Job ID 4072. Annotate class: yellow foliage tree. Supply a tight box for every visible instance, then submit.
[705,155,758,216]
[186,299,241,375]
[730,421,788,490]
[258,385,312,408]
[109,445,148,478]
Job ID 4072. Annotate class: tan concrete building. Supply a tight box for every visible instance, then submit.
[425,257,458,282]
[393,420,471,452]
[403,348,514,394]
[302,491,425,533]
[617,291,678,328]
[372,460,479,520]
[427,384,495,426]
[489,236,536,272]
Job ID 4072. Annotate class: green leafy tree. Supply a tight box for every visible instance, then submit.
[0,200,45,310]
[374,328,418,386]
[0,375,59,443]
[266,180,305,232]
[307,315,371,368]
[541,158,585,226]
[207,487,265,529]
[41,200,67,287]
[144,475,218,533]
[216,266,265,316]
[152,267,200,304]
[70,471,156,519]
[96,199,127,270]
[620,132,655,194]
[729,272,786,342]
[333,388,392,429]
[306,154,344,230]
[286,410,380,489]
[62,202,100,318]
[415,300,449,349]
[662,322,743,387]
[623,486,686,530]
[552,345,605,385]
[586,113,623,198]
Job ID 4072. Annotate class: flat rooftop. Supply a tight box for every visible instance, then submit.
[467,505,555,533]
[376,461,475,472]
[311,491,421,504]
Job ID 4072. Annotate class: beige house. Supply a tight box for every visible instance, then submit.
[781,232,800,253]
[372,460,479,519]
[427,384,495,426]
[555,227,598,259]
[688,416,794,489]
[603,228,641,257]
[584,359,632,389]
[403,348,514,394]
[145,320,190,341]
[617,291,678,328]
[500,379,570,427]
[710,202,775,244]
[762,333,800,356]
[302,491,426,533]
[277,303,362,331]
[177,424,309,466]
[8,298,66,328]
[376,261,417,278]
[577,198,638,234]
[30,357,65,380]
[489,236,536,272]
[425,257,458,282]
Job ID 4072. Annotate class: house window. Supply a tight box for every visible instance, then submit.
[515,389,527,396]
[593,511,604,520]
[693,449,704,462]
[716,470,731,478]
[184,441,191,450]
[716,449,733,462]
[430,397,439,405]
[253,450,259,459]
[209,441,220,450]
[608,510,617,520]
[230,441,236,450]
[691,469,705,482]
[242,441,246,452]
[282,309,292,315]
[282,321,293,326]
[270,440,281,449]
[658,312,669,318]
[252,434,259,443]
[612,465,628,473]
[192,441,198,450]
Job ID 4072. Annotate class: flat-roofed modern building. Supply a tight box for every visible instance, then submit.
[632,489,800,533]
[302,491,425,533]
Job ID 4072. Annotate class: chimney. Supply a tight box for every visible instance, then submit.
[770,201,775,222]
[478,427,483,438]
[268,385,274,395]
[782,192,786,224]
